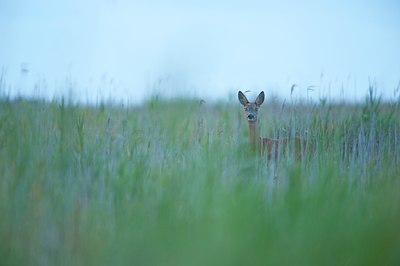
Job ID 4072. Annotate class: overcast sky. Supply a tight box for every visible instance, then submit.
[1,0,399,103]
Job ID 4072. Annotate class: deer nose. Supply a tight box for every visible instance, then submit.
[248,114,254,120]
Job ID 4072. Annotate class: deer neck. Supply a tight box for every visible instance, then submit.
[247,121,260,148]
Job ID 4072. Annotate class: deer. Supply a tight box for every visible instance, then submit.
[238,90,311,160]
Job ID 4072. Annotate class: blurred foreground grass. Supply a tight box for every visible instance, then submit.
[0,94,399,266]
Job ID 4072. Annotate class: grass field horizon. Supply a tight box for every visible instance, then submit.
[1,83,400,265]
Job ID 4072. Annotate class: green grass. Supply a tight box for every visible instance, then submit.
[0,93,399,266]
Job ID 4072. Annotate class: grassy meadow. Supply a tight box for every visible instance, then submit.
[0,89,400,265]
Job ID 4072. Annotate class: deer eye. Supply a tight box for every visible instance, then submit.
[255,107,258,111]
[244,107,249,111]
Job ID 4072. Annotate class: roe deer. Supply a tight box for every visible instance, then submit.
[238,91,310,160]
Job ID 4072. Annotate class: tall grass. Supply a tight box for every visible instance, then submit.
[0,90,399,265]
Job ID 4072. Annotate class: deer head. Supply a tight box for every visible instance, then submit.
[238,91,265,123]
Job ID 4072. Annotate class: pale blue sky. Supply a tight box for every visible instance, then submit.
[1,0,399,103]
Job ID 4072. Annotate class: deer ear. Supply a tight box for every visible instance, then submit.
[255,91,265,106]
[238,91,249,106]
